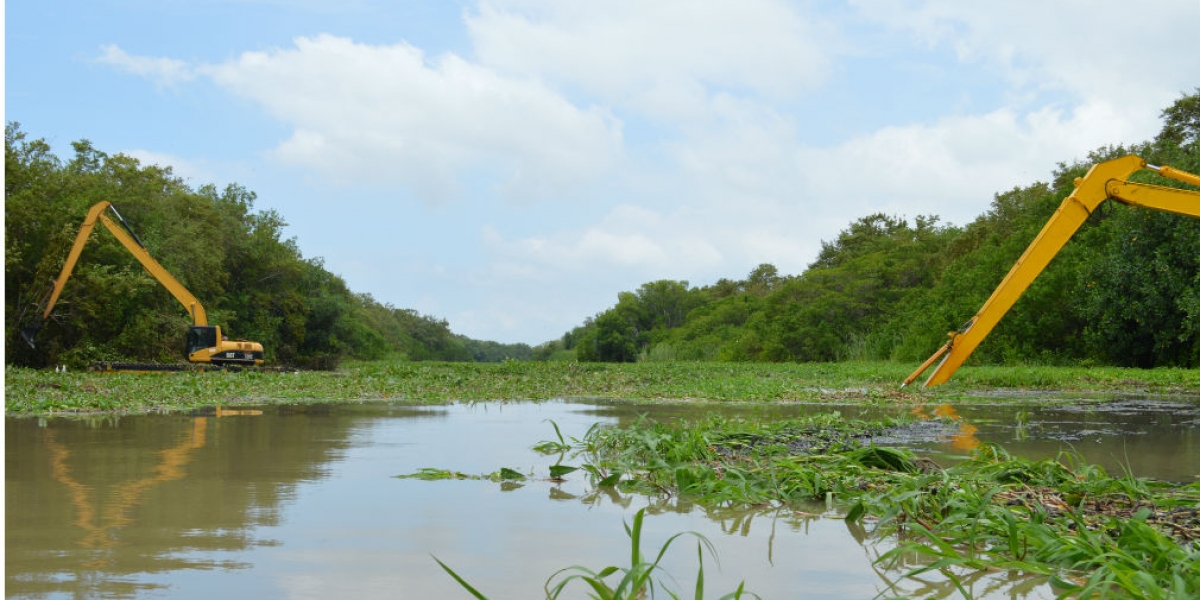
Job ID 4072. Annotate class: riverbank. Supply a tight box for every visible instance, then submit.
[6,360,1200,416]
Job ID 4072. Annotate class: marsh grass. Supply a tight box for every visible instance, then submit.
[556,415,1200,600]
[8,359,1198,416]
[434,507,757,600]
[866,445,1200,599]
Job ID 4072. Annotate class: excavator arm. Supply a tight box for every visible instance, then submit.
[22,201,265,366]
[23,201,207,347]
[904,155,1200,387]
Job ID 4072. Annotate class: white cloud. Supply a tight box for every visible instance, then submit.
[787,97,1167,229]
[466,0,834,120]
[96,44,195,87]
[484,204,716,272]
[193,34,623,202]
[846,1,1199,121]
[122,149,216,185]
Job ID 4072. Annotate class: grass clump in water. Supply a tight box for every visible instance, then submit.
[434,507,756,600]
[565,414,1200,600]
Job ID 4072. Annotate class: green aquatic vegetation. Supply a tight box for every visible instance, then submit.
[571,412,941,506]
[532,419,573,454]
[434,507,757,600]
[397,410,1198,597]
[548,465,578,480]
[562,416,1200,599]
[852,447,1200,599]
[395,467,527,482]
[7,359,1200,417]
[941,364,1200,393]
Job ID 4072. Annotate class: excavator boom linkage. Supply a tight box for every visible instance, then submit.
[905,155,1200,387]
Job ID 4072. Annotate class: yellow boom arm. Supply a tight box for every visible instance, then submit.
[37,201,208,326]
[904,155,1200,387]
[23,200,265,366]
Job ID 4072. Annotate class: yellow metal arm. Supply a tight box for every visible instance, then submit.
[23,200,264,365]
[1104,180,1200,218]
[38,201,208,326]
[906,155,1200,387]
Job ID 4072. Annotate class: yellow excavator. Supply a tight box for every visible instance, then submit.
[20,201,266,369]
[904,155,1200,387]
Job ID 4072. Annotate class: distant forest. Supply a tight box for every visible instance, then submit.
[7,91,1198,370]
[4,124,533,369]
[545,91,1200,368]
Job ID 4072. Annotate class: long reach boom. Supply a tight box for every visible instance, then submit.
[22,201,264,366]
[904,155,1200,387]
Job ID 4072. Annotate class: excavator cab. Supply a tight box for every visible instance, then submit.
[187,326,220,358]
[186,325,264,366]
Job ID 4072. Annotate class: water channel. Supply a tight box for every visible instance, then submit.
[6,396,1199,599]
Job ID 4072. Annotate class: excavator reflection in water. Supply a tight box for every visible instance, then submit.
[43,418,208,567]
[909,404,981,452]
[42,408,262,570]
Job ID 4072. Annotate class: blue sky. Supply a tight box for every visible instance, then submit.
[6,0,1199,345]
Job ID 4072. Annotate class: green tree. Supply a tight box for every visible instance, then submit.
[635,280,699,331]
[5,124,508,369]
[1079,208,1200,367]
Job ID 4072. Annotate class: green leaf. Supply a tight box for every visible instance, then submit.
[549,464,579,479]
[498,467,525,480]
[597,473,622,487]
[844,499,866,523]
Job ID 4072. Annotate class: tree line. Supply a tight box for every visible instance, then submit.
[8,91,1197,371]
[548,91,1200,369]
[4,124,532,369]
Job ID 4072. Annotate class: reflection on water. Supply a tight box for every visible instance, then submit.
[6,396,1198,599]
[45,418,207,560]
[6,408,358,598]
[910,404,981,451]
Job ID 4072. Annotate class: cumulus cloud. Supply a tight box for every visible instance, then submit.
[193,34,623,202]
[122,149,216,185]
[846,0,1199,121]
[96,44,196,87]
[466,0,834,120]
[484,204,722,272]
[460,0,1197,271]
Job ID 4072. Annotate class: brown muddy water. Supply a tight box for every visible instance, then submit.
[6,396,1199,599]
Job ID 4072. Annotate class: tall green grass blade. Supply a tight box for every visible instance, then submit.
[433,555,491,600]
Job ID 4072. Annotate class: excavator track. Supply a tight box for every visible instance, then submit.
[90,362,194,373]
[89,362,292,373]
